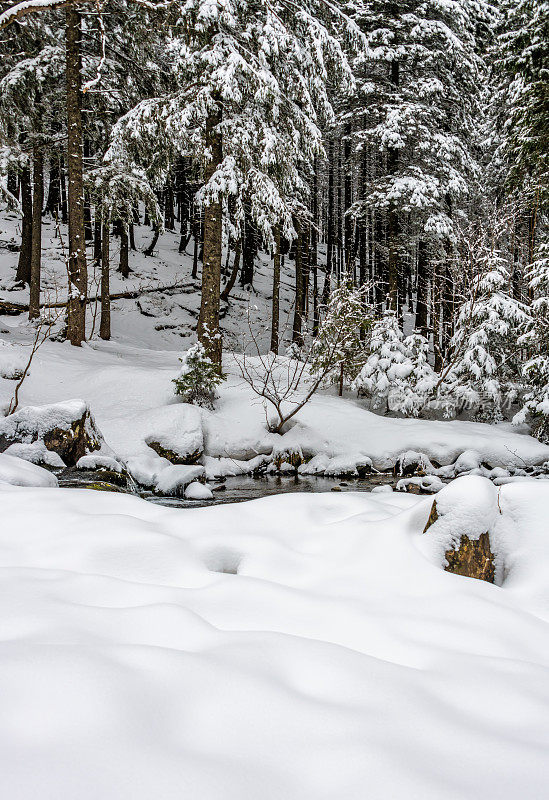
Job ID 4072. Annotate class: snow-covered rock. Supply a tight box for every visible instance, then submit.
[0,453,58,487]
[144,403,204,464]
[76,454,124,472]
[4,441,66,468]
[154,464,205,496]
[125,453,171,488]
[0,400,104,466]
[0,340,25,379]
[184,481,213,500]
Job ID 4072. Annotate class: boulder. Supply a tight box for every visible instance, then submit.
[0,453,59,488]
[0,400,104,467]
[144,404,203,464]
[394,451,436,477]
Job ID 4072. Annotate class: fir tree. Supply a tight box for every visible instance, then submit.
[173,341,225,410]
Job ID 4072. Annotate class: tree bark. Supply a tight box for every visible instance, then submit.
[65,3,87,345]
[270,227,281,353]
[415,240,429,335]
[118,222,130,277]
[292,219,304,346]
[198,99,223,369]
[221,241,241,303]
[29,143,44,320]
[16,166,33,285]
[100,213,110,340]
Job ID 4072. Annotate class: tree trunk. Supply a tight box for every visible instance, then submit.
[415,240,428,335]
[322,139,335,304]
[45,156,60,215]
[7,170,18,200]
[292,220,304,346]
[270,227,281,353]
[198,100,223,369]
[387,59,400,312]
[16,166,32,285]
[100,213,110,340]
[65,3,87,345]
[29,143,44,320]
[118,222,130,277]
[221,241,241,303]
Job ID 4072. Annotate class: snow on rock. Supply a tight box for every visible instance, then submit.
[184,481,214,500]
[154,464,205,496]
[0,453,58,487]
[76,454,124,472]
[394,450,436,476]
[0,400,104,466]
[396,475,444,494]
[4,440,65,468]
[417,476,501,575]
[1,483,549,797]
[202,454,269,479]
[125,453,171,488]
[144,403,204,463]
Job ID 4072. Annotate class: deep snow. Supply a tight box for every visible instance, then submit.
[0,477,548,799]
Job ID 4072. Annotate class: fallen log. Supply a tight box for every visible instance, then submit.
[0,281,190,315]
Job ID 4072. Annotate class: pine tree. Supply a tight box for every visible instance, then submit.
[311,281,371,395]
[173,341,225,410]
[352,310,409,411]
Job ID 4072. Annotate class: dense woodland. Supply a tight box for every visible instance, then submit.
[0,0,547,433]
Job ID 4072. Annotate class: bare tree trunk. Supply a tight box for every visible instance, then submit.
[292,220,304,346]
[270,227,281,353]
[221,240,241,303]
[118,222,130,277]
[65,3,87,345]
[29,143,44,320]
[415,239,429,335]
[322,139,335,304]
[100,213,110,340]
[387,59,400,312]
[198,99,223,369]
[16,166,32,285]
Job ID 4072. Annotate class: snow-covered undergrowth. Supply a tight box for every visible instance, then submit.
[0,476,548,798]
[1,329,548,492]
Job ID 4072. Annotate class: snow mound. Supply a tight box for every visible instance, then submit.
[0,453,58,487]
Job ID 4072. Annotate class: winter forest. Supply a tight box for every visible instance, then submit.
[0,1,548,798]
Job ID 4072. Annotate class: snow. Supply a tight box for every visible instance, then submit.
[0,479,548,798]
[184,480,213,500]
[154,464,205,496]
[0,452,58,487]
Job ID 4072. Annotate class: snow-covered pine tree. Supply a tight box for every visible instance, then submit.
[310,281,371,395]
[352,310,409,412]
[514,243,549,440]
[446,233,531,422]
[173,340,225,410]
[107,0,360,368]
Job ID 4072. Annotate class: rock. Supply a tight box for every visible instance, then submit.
[371,484,393,494]
[144,404,203,464]
[331,485,342,492]
[444,532,495,583]
[184,481,213,501]
[0,400,104,467]
[397,476,443,495]
[394,451,436,477]
[212,484,227,492]
[423,490,496,583]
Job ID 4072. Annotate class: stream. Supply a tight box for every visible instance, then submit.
[57,469,401,509]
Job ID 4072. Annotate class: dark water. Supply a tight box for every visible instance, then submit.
[58,469,398,509]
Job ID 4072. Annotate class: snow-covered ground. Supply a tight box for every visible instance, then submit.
[0,476,548,799]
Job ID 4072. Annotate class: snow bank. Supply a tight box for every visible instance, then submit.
[0,453,58,487]
[0,483,549,798]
